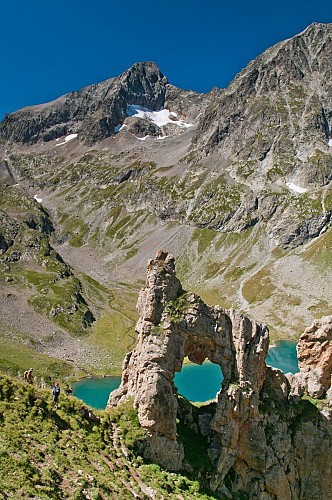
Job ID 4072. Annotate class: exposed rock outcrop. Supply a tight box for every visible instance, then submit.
[2,25,332,252]
[193,23,332,169]
[288,315,332,399]
[0,62,168,145]
[108,250,269,471]
[1,25,332,383]
[189,22,332,247]
[108,251,332,499]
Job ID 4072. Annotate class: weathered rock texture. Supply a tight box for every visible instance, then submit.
[108,251,332,499]
[189,22,332,248]
[288,316,332,399]
[2,24,332,252]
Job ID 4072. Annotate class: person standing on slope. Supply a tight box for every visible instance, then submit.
[24,368,33,384]
[52,382,60,409]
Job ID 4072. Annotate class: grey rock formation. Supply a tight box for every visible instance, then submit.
[0,61,206,147]
[0,211,20,254]
[189,22,332,247]
[108,251,269,468]
[0,160,15,186]
[0,62,168,145]
[0,24,332,365]
[108,251,332,499]
[193,23,332,163]
[1,24,332,251]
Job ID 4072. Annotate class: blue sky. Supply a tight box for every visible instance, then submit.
[1,0,331,120]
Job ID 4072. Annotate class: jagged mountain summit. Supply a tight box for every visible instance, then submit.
[0,61,207,145]
[0,23,332,371]
[189,22,332,247]
[194,22,332,157]
[2,24,331,247]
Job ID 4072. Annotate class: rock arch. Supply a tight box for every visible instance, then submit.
[108,250,269,469]
[108,251,332,498]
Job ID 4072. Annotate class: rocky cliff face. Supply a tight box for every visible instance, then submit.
[288,315,332,399]
[193,23,332,160]
[0,62,167,145]
[1,26,332,249]
[108,251,332,499]
[187,22,332,248]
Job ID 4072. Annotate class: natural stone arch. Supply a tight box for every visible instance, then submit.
[108,251,332,499]
[108,250,269,470]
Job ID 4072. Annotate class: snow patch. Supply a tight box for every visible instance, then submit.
[55,133,78,146]
[34,195,43,203]
[134,135,149,141]
[286,182,307,194]
[127,104,193,129]
[114,124,127,133]
[328,138,332,147]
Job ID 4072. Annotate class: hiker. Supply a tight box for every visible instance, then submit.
[64,383,73,395]
[24,368,33,384]
[52,382,60,409]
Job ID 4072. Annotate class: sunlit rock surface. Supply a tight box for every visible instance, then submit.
[108,250,332,498]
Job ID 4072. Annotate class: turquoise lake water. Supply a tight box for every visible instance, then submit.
[73,340,299,409]
[266,340,299,374]
[73,376,121,410]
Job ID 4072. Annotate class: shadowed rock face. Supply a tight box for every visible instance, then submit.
[108,251,332,498]
[0,62,206,146]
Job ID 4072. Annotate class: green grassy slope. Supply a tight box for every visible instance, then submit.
[0,375,217,499]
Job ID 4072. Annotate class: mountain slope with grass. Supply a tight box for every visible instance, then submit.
[0,23,331,377]
[0,374,217,499]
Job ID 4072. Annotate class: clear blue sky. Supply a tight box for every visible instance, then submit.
[1,0,331,120]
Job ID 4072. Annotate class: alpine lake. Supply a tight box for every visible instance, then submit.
[73,340,299,410]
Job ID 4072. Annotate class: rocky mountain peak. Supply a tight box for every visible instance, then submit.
[110,60,168,111]
[1,24,332,345]
[121,61,167,85]
[193,22,332,153]
[185,23,332,248]
[0,61,169,146]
